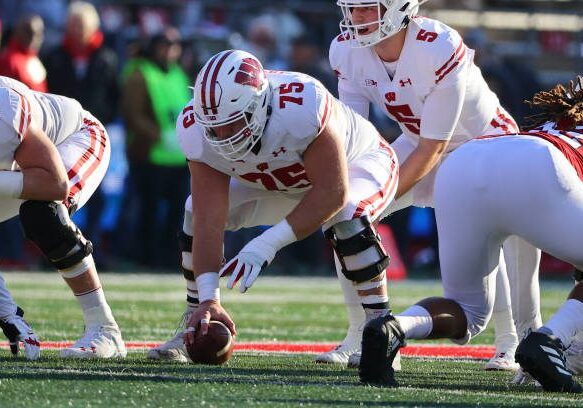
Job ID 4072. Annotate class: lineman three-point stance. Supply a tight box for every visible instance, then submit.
[0,76,125,359]
[148,49,400,364]
[359,77,583,393]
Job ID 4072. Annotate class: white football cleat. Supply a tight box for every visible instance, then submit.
[147,311,192,363]
[315,330,361,364]
[484,351,520,371]
[347,350,402,371]
[511,367,542,387]
[61,323,126,359]
[0,307,40,360]
[566,333,583,375]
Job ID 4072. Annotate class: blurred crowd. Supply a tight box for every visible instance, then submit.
[0,0,563,275]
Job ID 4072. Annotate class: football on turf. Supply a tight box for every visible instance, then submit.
[186,320,235,365]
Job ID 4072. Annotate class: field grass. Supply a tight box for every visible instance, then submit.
[0,272,581,407]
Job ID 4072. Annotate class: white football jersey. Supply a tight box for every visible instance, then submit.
[177,70,384,193]
[330,17,504,151]
[0,76,84,169]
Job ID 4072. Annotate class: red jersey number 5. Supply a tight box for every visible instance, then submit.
[385,104,421,135]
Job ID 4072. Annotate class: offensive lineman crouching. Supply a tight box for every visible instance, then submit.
[148,49,400,366]
[0,76,125,359]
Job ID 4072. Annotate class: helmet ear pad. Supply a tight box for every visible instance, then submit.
[192,50,271,161]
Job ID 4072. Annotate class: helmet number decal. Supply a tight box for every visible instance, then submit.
[279,83,304,109]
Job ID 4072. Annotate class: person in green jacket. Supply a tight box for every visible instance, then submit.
[121,27,191,268]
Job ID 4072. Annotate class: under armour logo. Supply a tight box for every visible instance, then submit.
[257,162,268,172]
[399,78,412,87]
[272,147,287,157]
[365,79,378,87]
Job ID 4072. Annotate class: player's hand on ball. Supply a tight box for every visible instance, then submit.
[184,300,236,345]
[219,236,278,293]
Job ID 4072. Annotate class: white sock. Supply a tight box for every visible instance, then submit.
[76,287,114,326]
[396,305,433,339]
[540,299,583,347]
[492,308,518,353]
[335,254,365,334]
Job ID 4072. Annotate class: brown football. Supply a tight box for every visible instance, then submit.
[186,320,235,365]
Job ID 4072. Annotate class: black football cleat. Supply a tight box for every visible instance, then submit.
[515,331,582,393]
[359,313,405,387]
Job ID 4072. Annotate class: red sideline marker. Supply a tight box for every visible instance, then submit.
[0,341,495,359]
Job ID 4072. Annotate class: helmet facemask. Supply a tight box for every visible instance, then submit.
[193,50,271,161]
[337,0,419,48]
[200,89,271,161]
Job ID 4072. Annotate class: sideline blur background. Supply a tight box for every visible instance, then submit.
[0,0,581,278]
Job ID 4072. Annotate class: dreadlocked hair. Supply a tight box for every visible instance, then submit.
[523,76,583,130]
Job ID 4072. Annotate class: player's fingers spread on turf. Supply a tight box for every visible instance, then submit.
[219,258,238,278]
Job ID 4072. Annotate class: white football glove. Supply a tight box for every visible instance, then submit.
[0,309,40,360]
[220,238,277,293]
[220,220,297,293]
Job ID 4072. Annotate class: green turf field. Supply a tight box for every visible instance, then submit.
[0,272,581,407]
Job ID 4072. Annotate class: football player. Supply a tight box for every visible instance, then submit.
[0,76,125,359]
[321,0,539,371]
[359,77,583,393]
[148,49,399,363]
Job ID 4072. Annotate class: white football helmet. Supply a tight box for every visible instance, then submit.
[337,0,419,47]
[193,49,271,161]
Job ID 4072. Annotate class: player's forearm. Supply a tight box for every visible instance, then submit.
[287,184,348,239]
[191,224,225,278]
[18,168,69,201]
[395,147,443,199]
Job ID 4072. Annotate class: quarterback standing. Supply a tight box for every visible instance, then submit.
[360,77,583,393]
[0,76,125,359]
[320,0,539,370]
[148,49,399,362]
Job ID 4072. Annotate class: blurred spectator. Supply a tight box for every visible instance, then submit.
[0,14,47,91]
[0,0,68,49]
[120,27,191,269]
[42,1,120,263]
[43,1,119,124]
[288,35,336,94]
[240,15,288,70]
[465,28,542,127]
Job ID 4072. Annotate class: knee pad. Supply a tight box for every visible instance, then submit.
[19,201,93,270]
[178,230,195,280]
[324,215,390,283]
